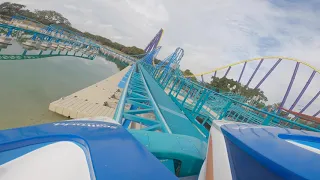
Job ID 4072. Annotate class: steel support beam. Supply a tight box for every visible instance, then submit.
[313,110,320,117]
[224,66,231,78]
[246,59,264,87]
[238,62,247,83]
[289,70,316,110]
[278,62,300,112]
[300,90,320,113]
[201,75,204,86]
[255,59,282,89]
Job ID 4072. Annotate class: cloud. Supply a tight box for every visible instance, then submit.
[63,4,77,11]
[111,36,123,40]
[99,24,112,28]
[63,4,92,13]
[125,0,169,22]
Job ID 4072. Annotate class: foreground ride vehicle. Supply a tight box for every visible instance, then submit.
[0,117,319,180]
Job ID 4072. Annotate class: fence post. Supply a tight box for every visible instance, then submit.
[163,75,173,89]
[191,86,201,106]
[182,84,194,107]
[6,28,13,37]
[22,49,27,56]
[195,91,210,114]
[169,77,178,95]
[262,114,272,125]
[202,116,210,125]
[193,89,207,113]
[218,101,232,120]
[175,80,185,98]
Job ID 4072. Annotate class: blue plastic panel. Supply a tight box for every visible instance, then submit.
[0,120,177,180]
[221,123,320,180]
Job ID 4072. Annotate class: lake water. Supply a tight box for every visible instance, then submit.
[0,41,119,130]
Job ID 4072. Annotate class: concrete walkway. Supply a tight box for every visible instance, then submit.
[49,66,131,119]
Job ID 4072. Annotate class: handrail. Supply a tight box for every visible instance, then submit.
[0,24,83,45]
[175,75,320,132]
[0,53,95,61]
[141,61,320,133]
[113,65,135,122]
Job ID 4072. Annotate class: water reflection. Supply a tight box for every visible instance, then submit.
[0,41,119,130]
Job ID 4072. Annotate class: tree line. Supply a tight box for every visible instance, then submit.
[0,2,145,56]
[182,69,268,109]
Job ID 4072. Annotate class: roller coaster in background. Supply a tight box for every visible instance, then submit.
[113,26,320,137]
[0,15,137,63]
[184,57,320,125]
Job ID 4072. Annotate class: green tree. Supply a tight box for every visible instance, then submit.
[121,46,144,55]
[208,76,267,101]
[33,10,71,26]
[183,69,197,82]
[153,59,161,64]
[0,2,25,16]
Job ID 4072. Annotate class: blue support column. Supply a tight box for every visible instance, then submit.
[182,84,194,106]
[218,101,232,120]
[195,91,210,114]
[32,33,37,40]
[255,59,282,89]
[214,71,217,78]
[238,62,247,83]
[6,28,13,37]
[289,70,316,110]
[163,74,173,89]
[246,59,264,87]
[169,78,179,95]
[313,110,320,117]
[175,81,185,98]
[300,90,320,113]
[193,89,207,113]
[224,66,231,77]
[22,50,27,56]
[191,86,201,107]
[161,71,172,87]
[278,62,300,112]
[201,75,205,86]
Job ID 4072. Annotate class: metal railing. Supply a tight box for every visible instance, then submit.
[140,61,320,136]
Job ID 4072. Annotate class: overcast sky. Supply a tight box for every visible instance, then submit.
[6,0,320,115]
